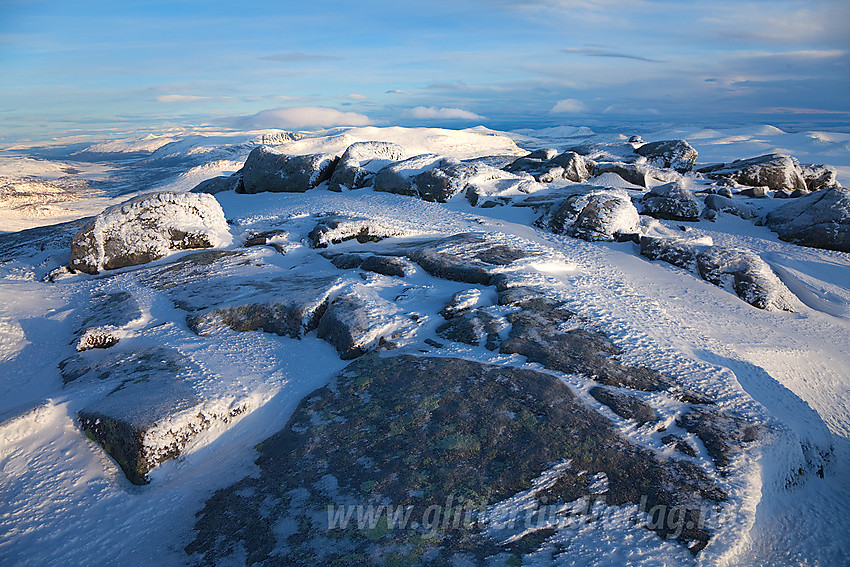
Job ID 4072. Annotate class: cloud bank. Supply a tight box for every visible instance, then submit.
[238,107,371,129]
[406,107,483,120]
[551,99,588,113]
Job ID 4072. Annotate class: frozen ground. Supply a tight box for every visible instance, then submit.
[0,124,848,566]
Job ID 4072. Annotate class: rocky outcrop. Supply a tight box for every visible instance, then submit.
[64,346,247,484]
[634,140,698,172]
[545,187,640,241]
[373,154,448,196]
[764,187,850,252]
[593,162,680,188]
[702,194,755,220]
[406,233,535,285]
[677,407,759,469]
[699,154,807,194]
[328,141,407,191]
[308,215,418,248]
[639,236,797,311]
[506,150,594,183]
[589,386,658,424]
[69,192,232,274]
[316,289,413,359]
[800,164,839,192]
[186,355,725,565]
[436,309,503,350]
[641,181,701,221]
[238,145,338,194]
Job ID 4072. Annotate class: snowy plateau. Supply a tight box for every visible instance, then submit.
[0,124,849,567]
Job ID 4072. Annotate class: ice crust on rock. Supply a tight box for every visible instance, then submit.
[69,192,231,274]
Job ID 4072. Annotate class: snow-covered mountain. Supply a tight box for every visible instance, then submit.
[0,125,848,566]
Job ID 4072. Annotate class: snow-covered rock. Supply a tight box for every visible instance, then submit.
[634,139,698,172]
[238,145,338,193]
[702,194,755,220]
[373,154,447,196]
[308,215,420,248]
[593,162,680,188]
[505,150,594,183]
[765,187,850,252]
[327,141,407,191]
[546,187,640,241]
[699,154,807,194]
[641,181,701,221]
[189,172,243,194]
[800,164,839,192]
[69,192,231,274]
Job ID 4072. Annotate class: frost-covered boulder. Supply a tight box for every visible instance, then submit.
[765,187,850,252]
[547,188,640,241]
[505,150,593,183]
[239,145,338,193]
[634,140,698,172]
[328,141,407,191]
[407,233,535,285]
[69,192,231,274]
[641,181,701,221]
[800,164,839,192]
[373,154,447,196]
[593,162,680,188]
[316,289,413,359]
[640,237,796,311]
[699,154,807,194]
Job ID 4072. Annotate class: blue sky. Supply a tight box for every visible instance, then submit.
[1,0,848,141]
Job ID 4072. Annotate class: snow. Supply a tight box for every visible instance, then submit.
[0,124,849,565]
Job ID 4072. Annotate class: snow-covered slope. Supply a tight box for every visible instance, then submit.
[0,125,848,566]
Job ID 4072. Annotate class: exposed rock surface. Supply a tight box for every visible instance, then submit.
[64,346,246,484]
[764,187,850,252]
[506,150,594,183]
[640,236,797,311]
[589,386,658,423]
[308,215,418,248]
[186,355,724,565]
[328,141,407,191]
[677,407,759,469]
[189,172,243,194]
[703,194,755,220]
[316,289,413,359]
[440,288,483,318]
[593,162,680,188]
[699,154,807,194]
[238,145,338,194]
[69,192,232,274]
[436,309,503,350]
[634,139,698,172]
[544,187,640,241]
[800,164,839,192]
[641,181,701,221]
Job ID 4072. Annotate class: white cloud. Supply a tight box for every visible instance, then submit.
[156,94,210,103]
[551,98,588,113]
[239,107,371,129]
[386,89,412,95]
[406,106,483,120]
[337,93,368,100]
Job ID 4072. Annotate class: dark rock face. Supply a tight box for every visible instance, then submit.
[641,181,701,221]
[640,236,698,270]
[800,164,839,192]
[634,140,698,173]
[436,309,503,350]
[677,407,759,469]
[185,355,724,565]
[764,187,850,252]
[328,141,407,191]
[589,386,658,424]
[699,154,807,194]
[239,146,338,194]
[359,255,414,277]
[189,173,243,194]
[594,162,680,188]
[373,154,447,196]
[498,289,673,391]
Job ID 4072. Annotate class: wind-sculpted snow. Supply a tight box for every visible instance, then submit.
[69,192,232,274]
